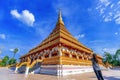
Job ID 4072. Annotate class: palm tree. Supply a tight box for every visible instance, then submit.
[13,48,19,58]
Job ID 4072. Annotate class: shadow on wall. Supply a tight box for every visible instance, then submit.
[104,76,120,80]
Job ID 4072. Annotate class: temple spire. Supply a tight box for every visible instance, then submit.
[57,9,64,25]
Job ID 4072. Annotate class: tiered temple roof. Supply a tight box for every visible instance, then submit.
[20,10,92,59]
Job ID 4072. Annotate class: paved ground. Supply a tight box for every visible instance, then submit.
[0,68,120,80]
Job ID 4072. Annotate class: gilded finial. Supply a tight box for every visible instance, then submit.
[57,9,64,25]
[59,9,62,20]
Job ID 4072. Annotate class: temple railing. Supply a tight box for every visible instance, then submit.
[16,62,28,68]
[28,59,42,68]
[16,59,43,69]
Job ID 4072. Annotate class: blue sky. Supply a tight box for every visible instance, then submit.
[0,0,120,60]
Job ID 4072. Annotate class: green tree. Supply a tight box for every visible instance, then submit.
[103,49,120,66]
[115,49,120,66]
[103,52,113,64]
[115,49,120,60]
[13,48,19,58]
[0,56,9,66]
[8,58,16,65]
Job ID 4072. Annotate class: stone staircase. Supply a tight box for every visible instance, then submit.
[29,62,41,74]
[18,65,26,73]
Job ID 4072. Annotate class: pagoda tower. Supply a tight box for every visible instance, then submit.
[16,10,103,76]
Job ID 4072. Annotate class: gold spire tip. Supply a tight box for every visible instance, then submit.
[57,9,64,25]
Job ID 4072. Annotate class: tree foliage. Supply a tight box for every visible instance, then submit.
[0,56,17,66]
[103,52,112,63]
[103,49,120,66]
[115,49,120,60]
[0,56,9,66]
[8,58,16,65]
[0,48,19,67]
[13,48,18,58]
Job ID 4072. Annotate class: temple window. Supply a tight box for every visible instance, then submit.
[35,57,37,60]
[63,53,69,57]
[72,55,76,59]
[45,54,49,58]
[52,52,58,57]
[84,57,87,60]
[79,56,82,59]
[39,56,41,59]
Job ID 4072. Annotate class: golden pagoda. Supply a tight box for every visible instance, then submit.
[15,10,103,76]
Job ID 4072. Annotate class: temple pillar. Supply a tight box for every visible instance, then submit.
[76,55,79,59]
[86,56,88,60]
[69,54,72,58]
[59,50,62,56]
[82,52,85,60]
[25,67,29,75]
[58,44,62,56]
[82,56,84,60]
[49,51,52,58]
[59,47,62,56]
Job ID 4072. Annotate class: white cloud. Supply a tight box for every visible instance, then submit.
[95,0,110,15]
[110,4,114,8]
[100,0,110,7]
[87,39,119,55]
[0,34,6,39]
[115,17,120,24]
[115,31,120,36]
[113,11,120,19]
[102,48,117,54]
[103,13,112,22]
[89,40,105,43]
[75,34,85,39]
[10,9,35,26]
[104,17,112,22]
[117,1,120,5]
[108,12,112,16]
[100,0,108,3]
[9,49,14,52]
[95,0,120,25]
[115,32,118,35]
[9,48,20,53]
[100,8,105,14]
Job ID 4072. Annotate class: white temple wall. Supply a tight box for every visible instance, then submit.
[40,65,93,76]
[40,65,58,75]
